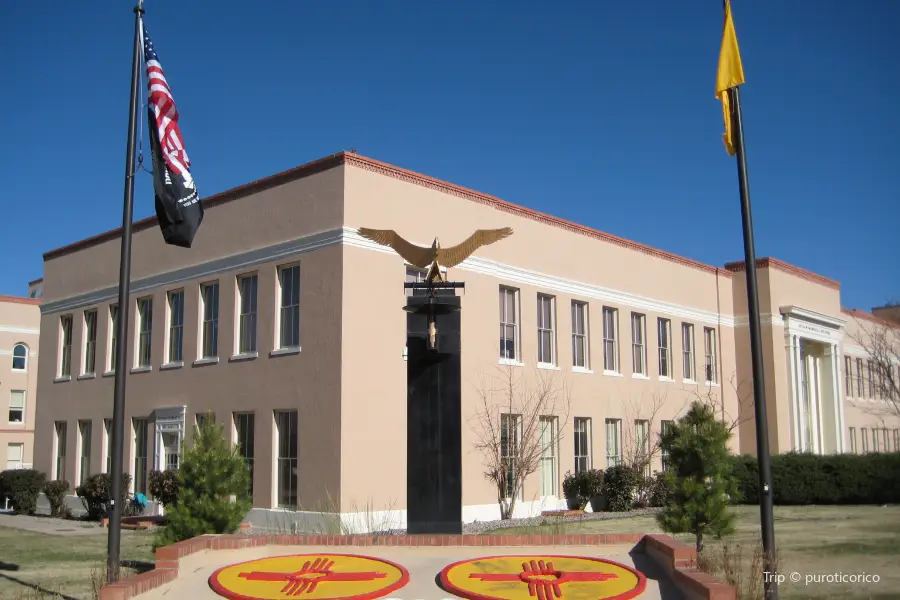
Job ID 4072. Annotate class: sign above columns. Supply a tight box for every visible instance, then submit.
[780,306,846,345]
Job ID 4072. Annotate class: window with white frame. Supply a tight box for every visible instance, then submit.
[237,274,258,354]
[539,416,558,497]
[631,313,646,376]
[893,429,900,453]
[499,287,519,361]
[658,318,672,378]
[200,282,219,358]
[9,390,25,424]
[12,343,27,371]
[83,309,97,375]
[104,419,112,473]
[275,410,298,509]
[682,323,695,381]
[872,428,879,452]
[855,358,864,397]
[167,290,185,363]
[867,361,876,398]
[109,305,119,372]
[234,412,255,497]
[704,327,717,384]
[500,413,520,498]
[537,294,556,365]
[635,420,650,476]
[605,418,622,466]
[848,427,857,453]
[59,315,73,377]
[55,421,67,482]
[136,297,153,367]
[6,443,24,471]
[571,301,589,369]
[602,307,619,373]
[78,419,92,486]
[278,265,301,349]
[861,427,869,452]
[661,420,674,470]
[573,418,591,473]
[133,418,149,494]
[883,428,890,452]
[844,356,852,396]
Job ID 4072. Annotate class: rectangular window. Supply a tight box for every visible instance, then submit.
[83,309,97,375]
[872,429,879,452]
[136,297,153,367]
[883,428,890,452]
[234,413,255,497]
[658,318,672,378]
[661,420,674,470]
[571,301,589,369]
[195,412,214,431]
[704,327,717,384]
[605,418,622,467]
[278,265,301,349]
[855,358,864,397]
[537,294,556,365]
[682,323,695,381]
[109,305,119,372]
[161,431,180,471]
[573,418,591,473]
[848,427,857,453]
[104,419,112,473]
[59,315,73,377]
[200,282,219,358]
[133,418,148,494]
[861,427,868,452]
[844,356,852,396]
[238,274,258,354]
[867,361,876,399]
[78,420,92,486]
[499,287,519,361]
[894,430,900,453]
[631,313,646,376]
[500,414,520,498]
[167,290,185,363]
[55,421,67,482]
[602,307,619,373]
[635,420,650,476]
[6,443,24,471]
[539,417,558,497]
[275,410,298,509]
[8,390,25,424]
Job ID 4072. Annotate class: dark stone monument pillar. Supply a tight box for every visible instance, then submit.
[404,292,462,534]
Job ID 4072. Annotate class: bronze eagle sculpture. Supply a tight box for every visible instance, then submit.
[357,226,514,284]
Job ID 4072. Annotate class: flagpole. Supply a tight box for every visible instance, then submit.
[728,84,778,600]
[107,0,144,583]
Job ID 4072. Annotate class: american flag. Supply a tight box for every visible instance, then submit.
[143,26,193,185]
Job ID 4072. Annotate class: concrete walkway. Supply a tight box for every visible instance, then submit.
[0,512,109,536]
[138,544,681,599]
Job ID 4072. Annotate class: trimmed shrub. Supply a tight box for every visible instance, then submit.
[729,454,758,505]
[44,480,70,518]
[0,469,47,515]
[604,464,642,512]
[647,471,673,508]
[75,473,132,521]
[562,470,590,509]
[148,469,181,509]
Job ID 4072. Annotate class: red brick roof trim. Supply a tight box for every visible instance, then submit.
[0,295,42,306]
[27,277,43,285]
[724,257,840,290]
[345,154,729,277]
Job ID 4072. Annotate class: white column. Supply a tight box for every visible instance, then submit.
[794,338,807,452]
[810,354,822,454]
[832,344,846,453]
[786,334,800,450]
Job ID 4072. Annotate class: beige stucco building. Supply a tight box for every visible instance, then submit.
[32,152,900,529]
[2,290,42,482]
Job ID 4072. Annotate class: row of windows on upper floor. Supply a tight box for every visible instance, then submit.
[843,356,900,402]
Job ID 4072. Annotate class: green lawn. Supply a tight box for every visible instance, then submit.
[484,505,900,600]
[0,526,155,600]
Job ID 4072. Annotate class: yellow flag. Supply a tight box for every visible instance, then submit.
[716,0,745,156]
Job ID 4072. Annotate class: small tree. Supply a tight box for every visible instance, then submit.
[656,401,738,553]
[470,363,572,520]
[154,417,251,548]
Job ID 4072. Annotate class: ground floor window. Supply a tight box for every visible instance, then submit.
[234,412,255,497]
[848,427,857,453]
[605,419,621,467]
[573,418,591,473]
[133,418,149,494]
[275,410,298,509]
[55,421,67,482]
[78,419,92,486]
[6,443,24,471]
[539,416,558,498]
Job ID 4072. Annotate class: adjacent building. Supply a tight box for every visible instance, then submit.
[32,152,900,529]
[2,291,41,476]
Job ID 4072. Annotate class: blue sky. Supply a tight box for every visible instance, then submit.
[2,1,897,310]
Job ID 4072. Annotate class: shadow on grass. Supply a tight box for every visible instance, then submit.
[121,559,154,575]
[0,562,19,571]
[0,573,79,600]
[629,549,682,600]
[794,541,900,557]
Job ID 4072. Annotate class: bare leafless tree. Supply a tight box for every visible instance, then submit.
[618,389,678,476]
[687,372,754,435]
[847,312,900,420]
[469,363,573,520]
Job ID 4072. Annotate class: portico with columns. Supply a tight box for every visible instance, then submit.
[781,306,847,455]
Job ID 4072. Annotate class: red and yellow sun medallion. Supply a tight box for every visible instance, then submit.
[209,553,410,600]
[439,555,647,600]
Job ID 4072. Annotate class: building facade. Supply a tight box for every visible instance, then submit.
[2,293,41,478]
[32,152,900,529]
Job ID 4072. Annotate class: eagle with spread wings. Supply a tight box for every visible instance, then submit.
[357,226,514,284]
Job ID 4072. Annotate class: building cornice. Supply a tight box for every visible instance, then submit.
[780,305,847,329]
[724,257,840,290]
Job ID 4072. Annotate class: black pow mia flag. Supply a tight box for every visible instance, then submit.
[143,25,203,248]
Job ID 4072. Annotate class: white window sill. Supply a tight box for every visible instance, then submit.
[632,373,650,380]
[537,363,560,371]
[499,358,524,367]
[77,373,96,381]
[659,376,674,383]
[193,357,219,367]
[54,376,71,383]
[102,370,116,378]
[230,352,259,362]
[705,381,720,387]
[131,366,152,374]
[683,378,697,385]
[11,369,26,374]
[572,366,593,374]
[7,421,24,427]
[160,361,184,371]
[270,347,301,357]
[603,370,623,378]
